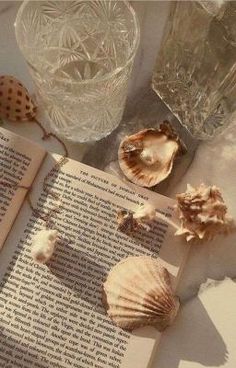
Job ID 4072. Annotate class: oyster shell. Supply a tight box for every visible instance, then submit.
[103,256,179,331]
[118,122,186,187]
[175,184,235,242]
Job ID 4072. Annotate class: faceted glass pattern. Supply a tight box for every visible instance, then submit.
[152,1,236,140]
[15,1,139,142]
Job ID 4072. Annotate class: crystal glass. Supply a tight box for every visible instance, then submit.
[152,1,236,140]
[15,1,139,142]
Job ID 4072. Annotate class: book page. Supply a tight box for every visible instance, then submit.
[0,127,46,248]
[0,154,189,368]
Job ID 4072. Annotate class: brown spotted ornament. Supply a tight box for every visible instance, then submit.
[0,75,36,122]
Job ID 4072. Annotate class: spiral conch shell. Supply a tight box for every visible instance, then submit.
[103,256,179,331]
[175,184,235,242]
[0,75,36,122]
[118,122,186,187]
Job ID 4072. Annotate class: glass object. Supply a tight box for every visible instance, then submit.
[152,1,236,140]
[15,1,139,142]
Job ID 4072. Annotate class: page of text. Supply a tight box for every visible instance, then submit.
[0,127,46,247]
[0,154,189,368]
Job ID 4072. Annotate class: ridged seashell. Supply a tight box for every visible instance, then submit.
[175,184,235,242]
[0,75,36,122]
[31,229,58,264]
[117,204,156,233]
[118,121,186,187]
[103,256,180,331]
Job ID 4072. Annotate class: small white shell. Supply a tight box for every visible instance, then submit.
[103,256,179,331]
[175,184,235,241]
[118,122,186,187]
[31,230,58,264]
[133,203,156,225]
[117,204,156,233]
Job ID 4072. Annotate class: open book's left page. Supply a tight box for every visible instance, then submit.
[0,127,46,248]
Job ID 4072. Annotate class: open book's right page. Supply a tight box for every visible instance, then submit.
[0,153,190,368]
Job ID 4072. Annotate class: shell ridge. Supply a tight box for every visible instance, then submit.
[106,292,172,316]
[103,256,179,331]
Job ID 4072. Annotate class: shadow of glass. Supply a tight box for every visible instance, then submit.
[0,331,49,368]
[48,241,107,316]
[153,297,228,368]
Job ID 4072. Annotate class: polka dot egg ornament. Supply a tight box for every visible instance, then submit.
[0,75,37,122]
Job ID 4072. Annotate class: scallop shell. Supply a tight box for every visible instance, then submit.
[0,75,36,122]
[103,256,179,331]
[118,121,186,187]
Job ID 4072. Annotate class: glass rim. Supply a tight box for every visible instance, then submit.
[15,0,140,85]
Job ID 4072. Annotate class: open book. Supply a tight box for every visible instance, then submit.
[0,127,190,368]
